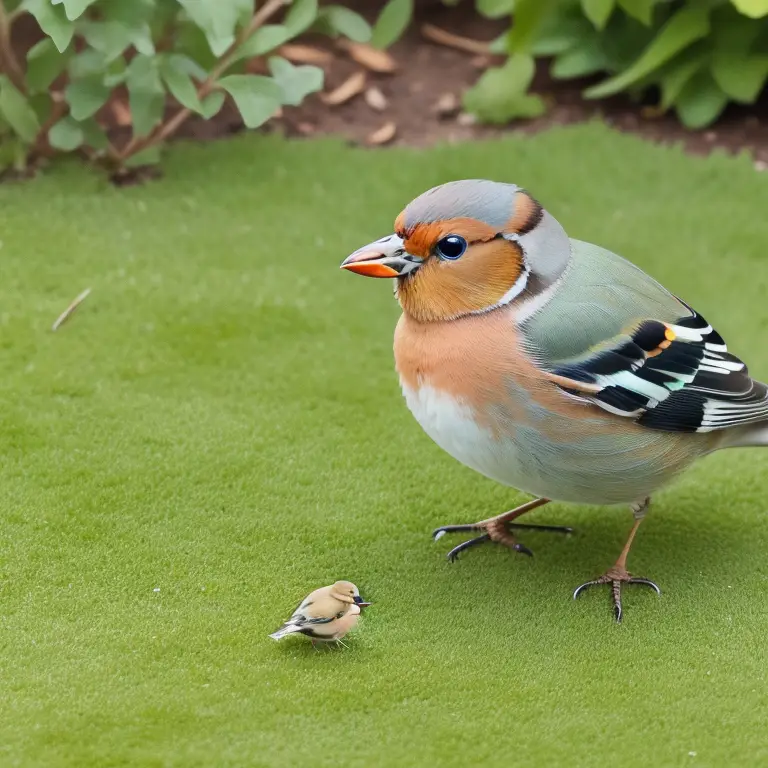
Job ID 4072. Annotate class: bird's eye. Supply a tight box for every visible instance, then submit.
[436,235,467,261]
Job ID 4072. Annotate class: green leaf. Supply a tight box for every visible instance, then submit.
[477,0,515,19]
[103,56,128,87]
[284,0,318,36]
[463,53,545,123]
[730,0,768,18]
[79,117,109,150]
[68,49,107,79]
[218,74,283,128]
[508,0,561,53]
[318,6,372,42]
[176,19,219,72]
[92,0,156,57]
[584,6,710,98]
[65,76,111,120]
[267,56,323,106]
[582,0,614,29]
[370,0,413,48]
[26,38,69,94]
[675,71,728,128]
[48,115,84,150]
[21,0,75,52]
[126,55,166,137]
[177,0,253,56]
[79,21,140,62]
[552,43,610,79]
[234,25,293,62]
[616,0,658,26]
[0,76,41,142]
[52,0,98,21]
[711,52,768,103]
[125,145,162,168]
[659,49,708,110]
[531,13,594,56]
[160,55,204,113]
[200,91,225,119]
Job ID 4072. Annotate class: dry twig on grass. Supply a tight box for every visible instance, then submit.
[52,289,92,332]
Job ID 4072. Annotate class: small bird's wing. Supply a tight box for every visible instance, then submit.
[523,240,768,434]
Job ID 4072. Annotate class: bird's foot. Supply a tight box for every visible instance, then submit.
[572,566,660,623]
[432,517,573,562]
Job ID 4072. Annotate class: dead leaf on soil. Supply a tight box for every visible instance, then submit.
[367,121,397,145]
[421,24,490,56]
[321,71,366,106]
[365,87,388,112]
[111,100,132,126]
[278,43,333,66]
[338,41,397,74]
[432,92,460,118]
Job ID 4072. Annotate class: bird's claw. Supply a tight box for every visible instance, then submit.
[573,570,661,623]
[433,517,573,561]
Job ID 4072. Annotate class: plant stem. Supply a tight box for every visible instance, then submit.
[0,0,27,92]
[118,0,288,164]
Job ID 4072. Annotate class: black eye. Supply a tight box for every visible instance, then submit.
[436,235,467,261]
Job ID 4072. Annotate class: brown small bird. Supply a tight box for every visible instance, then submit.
[269,581,371,647]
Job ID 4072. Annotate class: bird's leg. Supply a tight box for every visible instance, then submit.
[432,498,573,562]
[573,498,660,623]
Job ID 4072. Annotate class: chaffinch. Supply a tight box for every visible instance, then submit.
[341,179,768,622]
[269,581,371,647]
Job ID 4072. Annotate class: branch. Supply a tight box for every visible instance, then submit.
[118,0,288,164]
[0,0,27,92]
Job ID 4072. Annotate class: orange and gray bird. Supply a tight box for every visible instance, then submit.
[340,179,768,622]
[269,581,371,646]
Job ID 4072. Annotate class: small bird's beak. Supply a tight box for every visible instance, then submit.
[354,595,371,607]
[340,234,422,278]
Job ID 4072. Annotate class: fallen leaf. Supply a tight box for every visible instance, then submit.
[111,99,132,126]
[432,92,460,117]
[367,121,397,145]
[365,87,388,111]
[421,24,490,56]
[321,71,366,105]
[278,44,333,66]
[339,40,397,73]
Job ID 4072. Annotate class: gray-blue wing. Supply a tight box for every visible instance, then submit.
[522,240,768,433]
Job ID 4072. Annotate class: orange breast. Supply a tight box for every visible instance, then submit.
[393,308,652,442]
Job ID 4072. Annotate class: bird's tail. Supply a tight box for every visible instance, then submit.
[720,421,768,449]
[269,623,302,641]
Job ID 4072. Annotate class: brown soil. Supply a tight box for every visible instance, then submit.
[5,0,768,183]
[267,1,768,167]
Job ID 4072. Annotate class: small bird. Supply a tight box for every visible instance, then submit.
[269,581,371,647]
[340,179,768,622]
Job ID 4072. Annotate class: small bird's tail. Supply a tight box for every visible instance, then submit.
[720,422,768,449]
[269,623,302,641]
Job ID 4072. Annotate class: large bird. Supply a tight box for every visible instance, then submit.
[340,180,767,621]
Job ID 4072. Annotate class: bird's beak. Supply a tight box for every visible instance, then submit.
[340,234,423,278]
[353,595,371,607]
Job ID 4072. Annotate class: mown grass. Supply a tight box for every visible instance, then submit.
[0,124,767,767]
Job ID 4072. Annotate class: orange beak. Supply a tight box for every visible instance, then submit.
[340,234,422,278]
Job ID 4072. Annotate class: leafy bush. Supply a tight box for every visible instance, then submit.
[0,0,408,178]
[467,0,768,129]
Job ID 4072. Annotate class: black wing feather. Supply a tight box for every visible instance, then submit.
[551,307,768,433]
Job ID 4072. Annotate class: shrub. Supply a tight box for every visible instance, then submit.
[466,0,768,129]
[0,0,409,178]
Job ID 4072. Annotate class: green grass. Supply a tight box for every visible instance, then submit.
[1,123,767,768]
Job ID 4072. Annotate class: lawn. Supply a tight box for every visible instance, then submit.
[1,123,767,767]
